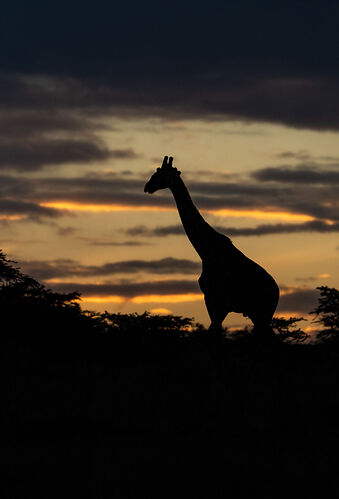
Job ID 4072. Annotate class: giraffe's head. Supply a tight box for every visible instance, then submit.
[144,156,181,194]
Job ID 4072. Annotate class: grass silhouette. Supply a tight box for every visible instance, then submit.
[1,250,339,496]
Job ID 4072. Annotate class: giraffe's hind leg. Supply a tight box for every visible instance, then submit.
[204,294,229,333]
[204,294,229,380]
[250,315,278,345]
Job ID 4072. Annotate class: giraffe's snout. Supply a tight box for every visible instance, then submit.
[144,181,154,193]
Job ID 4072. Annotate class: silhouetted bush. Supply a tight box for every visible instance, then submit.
[1,249,339,346]
[312,286,339,340]
[272,316,309,343]
[0,249,80,307]
[101,311,196,335]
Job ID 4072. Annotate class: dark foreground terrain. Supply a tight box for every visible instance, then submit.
[1,251,339,497]
[2,323,339,498]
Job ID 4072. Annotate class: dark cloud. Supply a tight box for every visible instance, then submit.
[252,166,339,184]
[273,151,339,163]
[0,110,102,139]
[125,225,184,237]
[0,138,114,171]
[0,105,138,171]
[3,71,339,132]
[188,180,276,197]
[57,226,78,237]
[84,240,152,247]
[213,221,339,237]
[0,199,60,219]
[274,151,311,161]
[125,220,339,238]
[48,279,201,298]
[2,166,339,225]
[0,176,62,222]
[35,174,144,195]
[0,2,339,130]
[119,170,134,176]
[277,288,319,314]
[109,150,139,160]
[20,257,201,280]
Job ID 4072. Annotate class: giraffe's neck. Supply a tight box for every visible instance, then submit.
[169,176,219,260]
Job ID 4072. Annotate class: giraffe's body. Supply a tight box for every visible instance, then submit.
[144,156,279,336]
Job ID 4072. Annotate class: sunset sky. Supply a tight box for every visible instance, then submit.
[1,1,339,330]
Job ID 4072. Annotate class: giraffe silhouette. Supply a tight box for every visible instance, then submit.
[144,156,280,340]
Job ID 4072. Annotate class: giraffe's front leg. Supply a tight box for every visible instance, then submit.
[204,293,229,333]
[199,273,229,332]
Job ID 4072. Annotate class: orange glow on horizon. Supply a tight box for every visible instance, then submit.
[39,201,316,222]
[82,293,203,304]
[274,312,308,319]
[304,325,321,335]
[40,202,175,213]
[279,287,301,296]
[0,214,26,221]
[208,209,315,222]
[150,307,173,314]
[132,293,203,303]
[82,296,125,304]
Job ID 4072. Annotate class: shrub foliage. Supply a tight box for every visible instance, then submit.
[1,249,339,343]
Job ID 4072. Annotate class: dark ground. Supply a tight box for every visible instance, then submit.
[2,325,339,498]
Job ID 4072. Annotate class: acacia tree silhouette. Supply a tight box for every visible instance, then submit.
[0,250,86,340]
[312,286,339,340]
[0,250,200,340]
[144,156,280,340]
